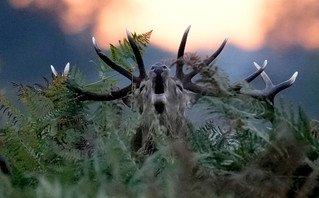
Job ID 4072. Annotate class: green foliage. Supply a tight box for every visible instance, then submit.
[109,30,152,71]
[0,95,24,127]
[0,31,318,197]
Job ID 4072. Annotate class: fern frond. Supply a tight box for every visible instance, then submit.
[90,102,122,136]
[0,95,24,128]
[110,30,152,71]
[131,30,153,48]
[67,66,87,86]
[16,85,55,120]
[1,127,44,175]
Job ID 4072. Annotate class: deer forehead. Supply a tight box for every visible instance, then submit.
[150,62,170,70]
[148,63,170,77]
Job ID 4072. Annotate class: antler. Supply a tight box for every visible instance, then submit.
[242,60,298,102]
[72,29,147,101]
[125,29,147,78]
[175,26,298,102]
[51,62,70,77]
[244,60,267,83]
[175,26,228,94]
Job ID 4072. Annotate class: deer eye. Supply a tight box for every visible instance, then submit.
[176,84,183,92]
[162,65,167,69]
[139,85,145,92]
[150,66,155,70]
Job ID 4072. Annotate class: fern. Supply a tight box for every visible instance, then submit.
[192,120,265,173]
[0,95,24,128]
[0,31,318,197]
[274,99,319,161]
[110,30,152,71]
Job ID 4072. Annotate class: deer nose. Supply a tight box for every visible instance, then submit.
[151,66,164,75]
[154,68,163,75]
[151,64,169,75]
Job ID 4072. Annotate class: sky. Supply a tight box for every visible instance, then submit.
[6,0,319,51]
[7,0,266,51]
[1,0,319,119]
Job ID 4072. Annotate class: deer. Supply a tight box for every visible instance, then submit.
[56,26,298,155]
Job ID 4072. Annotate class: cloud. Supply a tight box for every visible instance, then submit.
[262,0,319,50]
[8,0,319,51]
[8,0,269,51]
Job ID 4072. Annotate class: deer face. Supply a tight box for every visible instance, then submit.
[136,63,190,116]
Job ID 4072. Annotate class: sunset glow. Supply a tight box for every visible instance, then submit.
[263,0,319,50]
[8,0,319,51]
[93,0,267,51]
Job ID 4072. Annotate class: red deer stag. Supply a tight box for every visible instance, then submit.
[62,26,298,154]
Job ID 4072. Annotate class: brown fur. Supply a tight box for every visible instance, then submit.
[131,63,192,154]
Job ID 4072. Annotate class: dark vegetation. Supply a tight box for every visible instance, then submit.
[0,32,318,197]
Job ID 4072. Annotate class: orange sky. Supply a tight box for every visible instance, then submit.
[8,0,319,51]
[262,0,319,51]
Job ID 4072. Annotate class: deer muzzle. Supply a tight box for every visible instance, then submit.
[151,74,168,113]
[154,74,165,94]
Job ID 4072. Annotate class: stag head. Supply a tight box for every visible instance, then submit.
[63,26,298,153]
[135,63,189,115]
[74,27,229,114]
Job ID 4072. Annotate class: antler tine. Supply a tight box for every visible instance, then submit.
[92,37,138,82]
[248,61,298,102]
[204,37,228,65]
[176,25,191,80]
[50,65,58,77]
[245,60,267,83]
[72,84,132,101]
[184,37,228,82]
[253,62,273,88]
[126,28,147,79]
[63,62,70,76]
[268,72,298,101]
[175,27,228,94]
[183,82,207,95]
[50,62,70,77]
